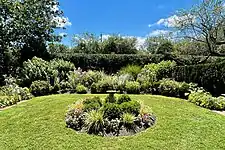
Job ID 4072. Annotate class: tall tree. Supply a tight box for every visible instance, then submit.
[174,0,225,56]
[0,0,67,81]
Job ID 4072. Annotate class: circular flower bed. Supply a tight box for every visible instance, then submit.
[65,94,156,137]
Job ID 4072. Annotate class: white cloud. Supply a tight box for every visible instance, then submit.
[149,30,171,37]
[156,14,195,27]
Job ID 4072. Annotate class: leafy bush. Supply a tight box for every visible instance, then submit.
[85,110,105,135]
[188,91,225,110]
[0,77,33,108]
[125,81,141,94]
[80,71,105,88]
[21,57,75,87]
[30,80,52,96]
[102,103,122,120]
[158,79,190,98]
[115,74,134,92]
[83,97,102,112]
[120,100,141,116]
[91,76,116,93]
[76,84,88,94]
[119,65,142,79]
[0,96,19,108]
[140,60,176,82]
[65,109,86,130]
[117,94,131,104]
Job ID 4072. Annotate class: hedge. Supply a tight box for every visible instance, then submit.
[51,53,225,73]
[51,53,167,73]
[171,61,225,96]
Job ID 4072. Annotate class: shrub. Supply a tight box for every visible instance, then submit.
[76,84,88,94]
[116,74,134,92]
[158,79,190,98]
[141,60,176,81]
[30,80,52,96]
[119,65,142,79]
[102,103,122,120]
[85,110,105,135]
[117,94,131,104]
[80,71,105,88]
[188,91,225,110]
[83,97,102,112]
[21,57,75,87]
[65,109,86,130]
[91,76,116,93]
[125,81,140,94]
[0,96,19,108]
[122,113,136,131]
[120,100,141,116]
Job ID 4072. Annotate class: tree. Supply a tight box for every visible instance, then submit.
[174,0,225,56]
[101,35,137,54]
[72,33,102,54]
[145,36,172,54]
[0,0,66,82]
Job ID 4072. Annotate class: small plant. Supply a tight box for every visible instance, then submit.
[158,79,190,98]
[119,65,142,79]
[120,100,141,116]
[117,94,131,104]
[125,81,141,94]
[102,103,122,120]
[85,110,105,135]
[83,97,102,112]
[122,113,136,131]
[76,84,88,94]
[30,80,52,96]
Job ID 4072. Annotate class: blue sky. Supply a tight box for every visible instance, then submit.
[58,0,199,46]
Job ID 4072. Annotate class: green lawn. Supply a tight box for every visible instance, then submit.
[1,94,225,150]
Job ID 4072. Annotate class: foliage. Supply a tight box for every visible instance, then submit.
[117,94,132,104]
[0,77,33,108]
[101,35,138,54]
[65,109,86,131]
[21,57,74,87]
[75,84,88,94]
[83,97,102,112]
[156,41,175,54]
[122,113,136,131]
[80,70,105,88]
[125,81,141,94]
[119,65,142,79]
[115,74,134,92]
[120,100,141,116]
[188,91,225,110]
[51,53,166,73]
[173,0,225,56]
[85,110,105,135]
[91,76,116,93]
[30,80,52,96]
[0,0,66,81]
[171,61,225,96]
[102,103,122,120]
[158,79,190,98]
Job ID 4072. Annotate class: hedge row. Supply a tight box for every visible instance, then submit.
[171,61,225,96]
[51,53,225,73]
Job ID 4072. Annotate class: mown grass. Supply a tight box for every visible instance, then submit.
[1,94,225,150]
